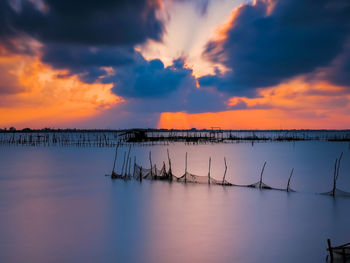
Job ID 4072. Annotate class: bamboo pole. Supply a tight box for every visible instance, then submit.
[327,239,334,262]
[112,143,119,175]
[125,146,131,177]
[208,157,211,184]
[332,158,338,197]
[287,168,294,192]
[149,151,153,178]
[185,152,187,183]
[167,149,173,181]
[336,152,343,181]
[222,157,227,185]
[332,152,343,197]
[121,151,126,176]
[140,165,143,182]
[259,161,267,189]
[133,156,136,178]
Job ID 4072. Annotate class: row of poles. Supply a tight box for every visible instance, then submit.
[109,144,346,198]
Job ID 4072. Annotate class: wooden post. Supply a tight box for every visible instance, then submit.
[332,158,338,197]
[208,157,211,184]
[121,151,126,176]
[332,152,343,197]
[149,151,153,178]
[327,239,334,262]
[125,146,131,177]
[167,149,173,181]
[163,161,166,177]
[259,161,267,189]
[287,168,294,192]
[222,157,227,185]
[140,165,143,182]
[112,143,119,175]
[336,152,343,181]
[185,152,187,183]
[154,164,158,179]
[133,156,136,178]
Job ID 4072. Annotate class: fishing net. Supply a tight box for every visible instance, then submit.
[111,171,123,179]
[321,188,350,197]
[133,163,171,180]
[176,172,233,185]
[241,181,274,190]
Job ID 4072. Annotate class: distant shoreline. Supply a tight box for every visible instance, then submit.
[0,129,349,146]
[1,128,350,133]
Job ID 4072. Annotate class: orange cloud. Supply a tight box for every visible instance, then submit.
[0,55,121,128]
[158,77,350,129]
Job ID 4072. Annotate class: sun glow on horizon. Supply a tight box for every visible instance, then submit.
[0,55,120,128]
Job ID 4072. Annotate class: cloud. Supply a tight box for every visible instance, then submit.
[0,0,166,97]
[200,0,350,96]
[174,0,210,15]
[111,57,193,98]
[0,62,23,94]
[41,44,142,83]
[8,0,164,46]
[323,39,350,87]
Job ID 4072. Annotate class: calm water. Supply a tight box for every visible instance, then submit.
[0,141,350,263]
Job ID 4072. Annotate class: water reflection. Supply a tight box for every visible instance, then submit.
[0,143,349,263]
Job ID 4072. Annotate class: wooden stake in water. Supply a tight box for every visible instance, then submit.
[125,146,131,177]
[259,161,267,189]
[184,152,187,183]
[121,151,126,176]
[133,156,136,178]
[332,152,343,197]
[287,168,294,192]
[167,149,173,181]
[222,157,227,185]
[140,165,143,182]
[149,151,153,178]
[112,143,119,176]
[208,157,211,184]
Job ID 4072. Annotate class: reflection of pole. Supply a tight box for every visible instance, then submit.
[112,143,119,175]
[208,157,211,184]
[222,157,227,185]
[259,161,267,189]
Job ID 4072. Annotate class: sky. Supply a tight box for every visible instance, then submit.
[0,0,350,129]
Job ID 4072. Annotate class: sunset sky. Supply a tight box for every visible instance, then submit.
[1,0,350,129]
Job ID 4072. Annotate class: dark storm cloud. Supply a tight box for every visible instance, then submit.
[0,0,35,55]
[0,0,164,57]
[11,0,164,46]
[111,59,228,114]
[41,44,143,83]
[325,40,350,87]
[111,58,193,98]
[200,0,350,95]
